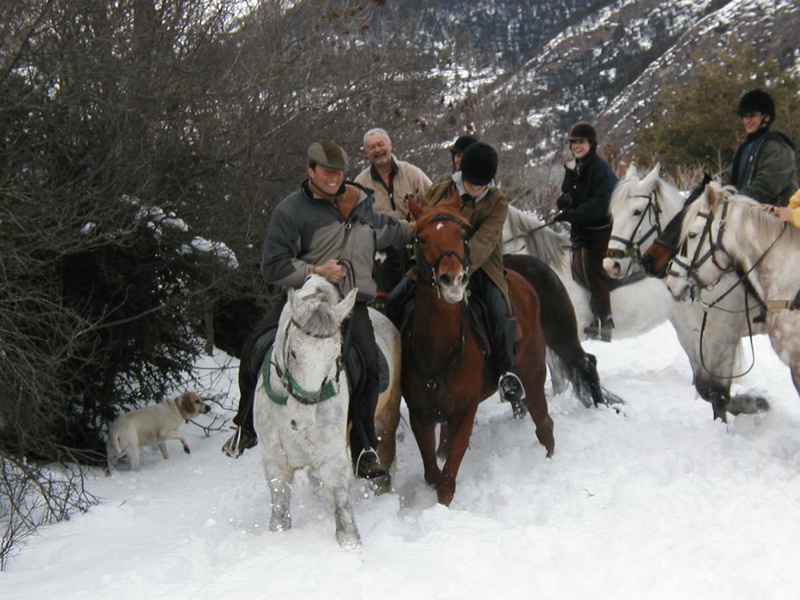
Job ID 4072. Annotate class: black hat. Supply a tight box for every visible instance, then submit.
[568,122,597,142]
[460,142,498,186]
[737,89,775,121]
[450,135,480,155]
[307,141,349,171]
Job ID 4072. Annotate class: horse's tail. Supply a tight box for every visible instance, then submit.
[503,254,618,408]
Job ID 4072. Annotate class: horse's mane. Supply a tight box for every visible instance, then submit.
[720,189,800,250]
[681,182,800,251]
[288,276,343,339]
[504,205,570,269]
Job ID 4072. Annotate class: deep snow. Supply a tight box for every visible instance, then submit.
[3,321,800,600]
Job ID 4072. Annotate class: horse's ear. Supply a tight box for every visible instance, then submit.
[625,163,638,179]
[706,181,723,210]
[287,288,308,322]
[642,163,661,189]
[408,195,424,220]
[333,287,357,324]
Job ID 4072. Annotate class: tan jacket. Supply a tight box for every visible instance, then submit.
[355,156,432,220]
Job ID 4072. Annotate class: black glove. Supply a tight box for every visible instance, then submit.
[553,212,568,223]
[556,192,573,211]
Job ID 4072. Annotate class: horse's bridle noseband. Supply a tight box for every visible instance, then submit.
[270,318,342,405]
[607,189,662,264]
[669,202,735,299]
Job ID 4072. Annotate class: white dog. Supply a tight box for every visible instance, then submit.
[106,392,210,473]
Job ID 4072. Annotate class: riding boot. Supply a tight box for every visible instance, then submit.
[347,303,388,480]
[385,275,416,330]
[483,275,526,404]
[222,310,282,458]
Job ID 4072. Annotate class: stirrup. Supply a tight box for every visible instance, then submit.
[222,427,257,458]
[355,448,389,479]
[498,372,526,403]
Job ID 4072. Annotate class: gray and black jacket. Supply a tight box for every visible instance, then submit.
[261,179,412,302]
[728,128,797,206]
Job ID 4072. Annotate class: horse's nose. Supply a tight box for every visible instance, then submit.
[602,257,620,277]
[438,271,466,287]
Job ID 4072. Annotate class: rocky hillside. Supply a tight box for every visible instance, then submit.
[400,0,799,160]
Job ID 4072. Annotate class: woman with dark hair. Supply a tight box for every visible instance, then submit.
[554,122,618,342]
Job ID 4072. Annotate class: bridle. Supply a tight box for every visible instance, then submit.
[669,202,737,299]
[413,214,472,291]
[265,317,342,405]
[607,188,663,264]
[668,198,787,378]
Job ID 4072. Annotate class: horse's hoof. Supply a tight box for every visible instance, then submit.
[727,395,770,416]
[336,530,362,550]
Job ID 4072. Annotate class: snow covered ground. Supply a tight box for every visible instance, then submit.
[3,321,800,600]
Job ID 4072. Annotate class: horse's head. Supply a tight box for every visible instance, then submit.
[275,277,357,404]
[665,181,734,300]
[409,194,471,303]
[641,172,713,278]
[604,163,666,279]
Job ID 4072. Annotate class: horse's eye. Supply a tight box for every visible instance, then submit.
[289,350,297,359]
[633,209,643,216]
[687,232,698,240]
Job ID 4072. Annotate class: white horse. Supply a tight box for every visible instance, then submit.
[667,182,800,398]
[605,164,766,420]
[253,275,401,549]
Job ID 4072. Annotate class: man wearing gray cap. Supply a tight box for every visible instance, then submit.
[224,141,411,478]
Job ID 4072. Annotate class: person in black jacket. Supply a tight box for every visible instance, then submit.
[554,122,618,342]
[727,88,797,206]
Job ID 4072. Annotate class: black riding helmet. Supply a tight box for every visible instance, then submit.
[460,142,498,186]
[737,89,776,122]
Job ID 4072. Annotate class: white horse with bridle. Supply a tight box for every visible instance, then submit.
[667,182,800,399]
[253,275,401,549]
[604,164,767,420]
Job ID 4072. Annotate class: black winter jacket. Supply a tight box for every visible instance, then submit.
[558,151,618,244]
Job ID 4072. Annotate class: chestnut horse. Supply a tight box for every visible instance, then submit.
[402,195,554,506]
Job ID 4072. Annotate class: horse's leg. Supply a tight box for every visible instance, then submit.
[263,459,293,532]
[524,387,555,458]
[317,459,361,549]
[438,406,479,506]
[408,410,442,487]
[791,358,800,399]
[546,348,569,396]
[373,395,400,495]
